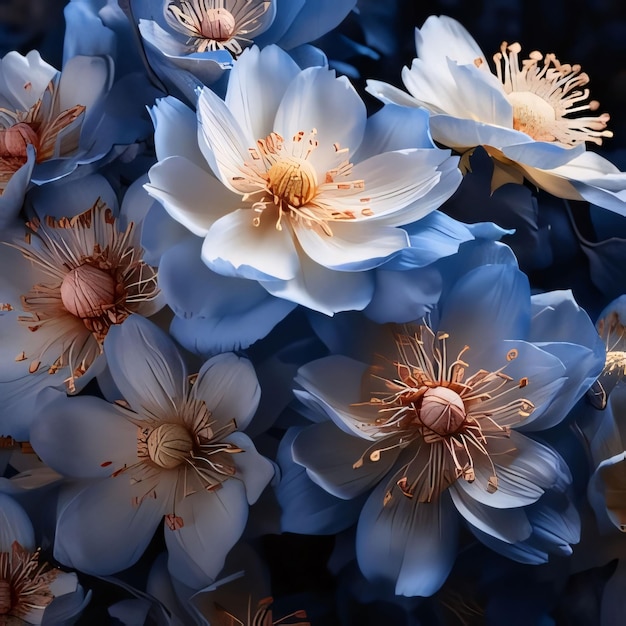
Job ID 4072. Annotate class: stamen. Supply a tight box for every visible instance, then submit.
[493,41,612,146]
[351,322,535,504]
[165,0,271,57]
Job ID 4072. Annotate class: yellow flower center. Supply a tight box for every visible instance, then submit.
[266,156,318,210]
[60,264,116,319]
[146,423,194,470]
[493,42,612,146]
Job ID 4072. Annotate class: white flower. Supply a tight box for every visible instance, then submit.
[367,15,626,215]
[146,45,461,314]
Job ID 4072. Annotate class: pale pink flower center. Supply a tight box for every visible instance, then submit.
[60,264,116,319]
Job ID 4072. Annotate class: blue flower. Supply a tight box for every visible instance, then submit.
[131,0,356,89]
[30,314,274,588]
[287,241,604,595]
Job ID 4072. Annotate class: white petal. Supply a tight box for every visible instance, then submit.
[225,45,300,144]
[146,156,238,237]
[201,209,300,281]
[197,86,254,187]
[261,253,374,314]
[294,220,408,270]
[274,66,366,172]
[192,353,260,432]
[227,432,274,504]
[150,96,206,163]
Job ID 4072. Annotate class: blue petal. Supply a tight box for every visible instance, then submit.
[356,482,459,597]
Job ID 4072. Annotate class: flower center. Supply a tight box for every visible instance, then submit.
[352,324,535,504]
[0,123,39,159]
[165,0,271,56]
[493,41,612,146]
[60,264,116,319]
[414,386,466,440]
[200,8,236,40]
[233,130,365,236]
[266,156,318,210]
[0,579,11,614]
[146,423,194,470]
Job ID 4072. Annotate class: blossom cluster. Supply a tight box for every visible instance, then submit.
[0,1,624,623]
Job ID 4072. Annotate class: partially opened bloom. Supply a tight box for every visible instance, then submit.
[367,15,626,216]
[146,45,462,314]
[133,0,355,88]
[287,243,604,595]
[0,50,114,224]
[0,193,161,439]
[30,315,274,588]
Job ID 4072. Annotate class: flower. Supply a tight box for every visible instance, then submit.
[0,493,87,625]
[586,295,626,409]
[145,45,462,314]
[367,15,626,216]
[285,241,604,595]
[0,189,161,440]
[0,49,114,224]
[30,314,274,588]
[132,0,356,89]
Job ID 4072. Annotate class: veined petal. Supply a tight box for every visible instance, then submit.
[293,220,408,270]
[453,432,570,509]
[225,45,300,144]
[104,315,188,416]
[164,480,248,589]
[325,149,456,226]
[274,66,366,171]
[200,209,300,281]
[146,156,238,237]
[356,481,458,597]
[292,420,399,499]
[191,353,260,433]
[295,355,379,438]
[450,487,532,543]
[197,86,252,188]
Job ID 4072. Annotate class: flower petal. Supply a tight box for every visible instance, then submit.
[225,45,300,144]
[292,420,399,499]
[261,253,374,314]
[146,156,238,237]
[454,432,570,509]
[30,391,137,479]
[356,481,459,597]
[201,209,300,281]
[104,314,187,416]
[274,66,366,171]
[191,353,260,432]
[293,220,409,270]
[165,479,248,589]
[227,432,274,504]
[54,478,168,574]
